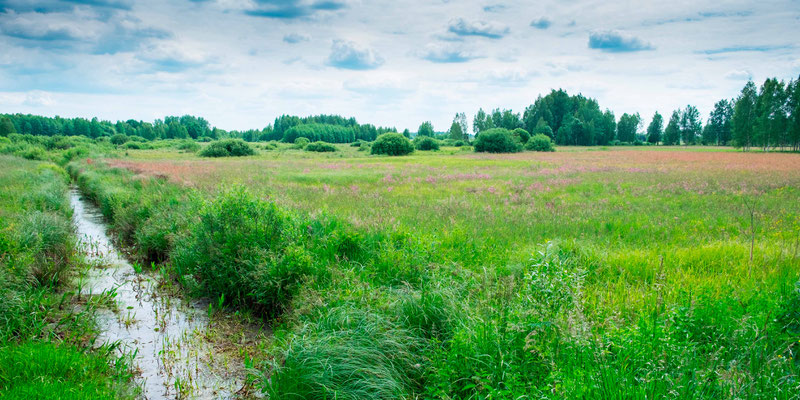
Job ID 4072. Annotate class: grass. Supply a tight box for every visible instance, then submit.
[63,144,800,398]
[0,341,132,400]
[0,155,136,399]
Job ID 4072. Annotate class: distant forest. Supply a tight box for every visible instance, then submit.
[1,76,798,150]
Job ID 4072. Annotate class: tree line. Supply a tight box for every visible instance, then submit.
[2,76,798,150]
[441,76,798,150]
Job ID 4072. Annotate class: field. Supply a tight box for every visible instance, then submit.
[64,144,800,398]
[3,140,800,399]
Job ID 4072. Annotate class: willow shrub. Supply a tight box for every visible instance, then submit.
[171,187,316,317]
[198,139,255,157]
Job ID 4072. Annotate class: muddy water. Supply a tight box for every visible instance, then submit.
[70,188,247,399]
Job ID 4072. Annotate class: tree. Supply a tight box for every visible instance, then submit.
[0,117,16,136]
[704,99,734,145]
[617,113,641,143]
[754,78,787,150]
[417,121,434,137]
[455,112,468,140]
[646,112,663,144]
[732,80,757,150]
[663,111,681,145]
[679,105,701,145]
[597,110,616,145]
[167,120,189,139]
[473,108,491,135]
[533,118,554,139]
[448,113,466,140]
[788,77,800,151]
[402,128,411,138]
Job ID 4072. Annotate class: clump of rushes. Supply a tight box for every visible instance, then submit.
[265,307,422,400]
[0,342,132,399]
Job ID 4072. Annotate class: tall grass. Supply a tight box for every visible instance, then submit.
[0,342,132,400]
[63,149,800,399]
[265,307,422,400]
[0,155,135,399]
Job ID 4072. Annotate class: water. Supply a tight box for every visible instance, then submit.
[70,188,250,399]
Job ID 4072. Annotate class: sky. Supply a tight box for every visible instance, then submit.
[0,0,799,132]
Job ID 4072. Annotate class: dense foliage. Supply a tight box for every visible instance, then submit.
[305,141,338,152]
[198,139,255,157]
[525,133,556,152]
[414,136,440,151]
[473,128,522,153]
[371,133,414,156]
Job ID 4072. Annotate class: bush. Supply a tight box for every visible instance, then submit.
[305,141,337,152]
[371,133,414,156]
[414,136,440,151]
[293,137,310,149]
[513,128,530,144]
[109,134,129,146]
[171,187,314,317]
[525,134,556,152]
[358,141,371,152]
[198,139,255,157]
[176,140,201,152]
[453,140,465,147]
[123,142,149,150]
[473,128,522,153]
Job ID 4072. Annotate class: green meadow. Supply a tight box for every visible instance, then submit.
[58,143,800,399]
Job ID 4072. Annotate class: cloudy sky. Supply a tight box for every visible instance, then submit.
[0,0,798,132]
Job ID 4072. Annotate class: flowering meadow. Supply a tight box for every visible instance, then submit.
[66,144,800,399]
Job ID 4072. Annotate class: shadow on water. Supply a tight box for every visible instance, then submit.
[70,187,257,399]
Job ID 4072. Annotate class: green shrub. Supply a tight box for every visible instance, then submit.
[473,128,522,153]
[358,141,371,152]
[305,141,337,152]
[171,187,314,317]
[18,145,47,160]
[198,139,255,157]
[293,137,310,149]
[525,133,556,152]
[123,141,149,150]
[513,128,530,144]
[414,136,440,151]
[371,133,414,156]
[176,140,200,152]
[109,134,129,146]
[266,307,421,400]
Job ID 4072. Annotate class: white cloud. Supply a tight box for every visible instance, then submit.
[0,0,798,132]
